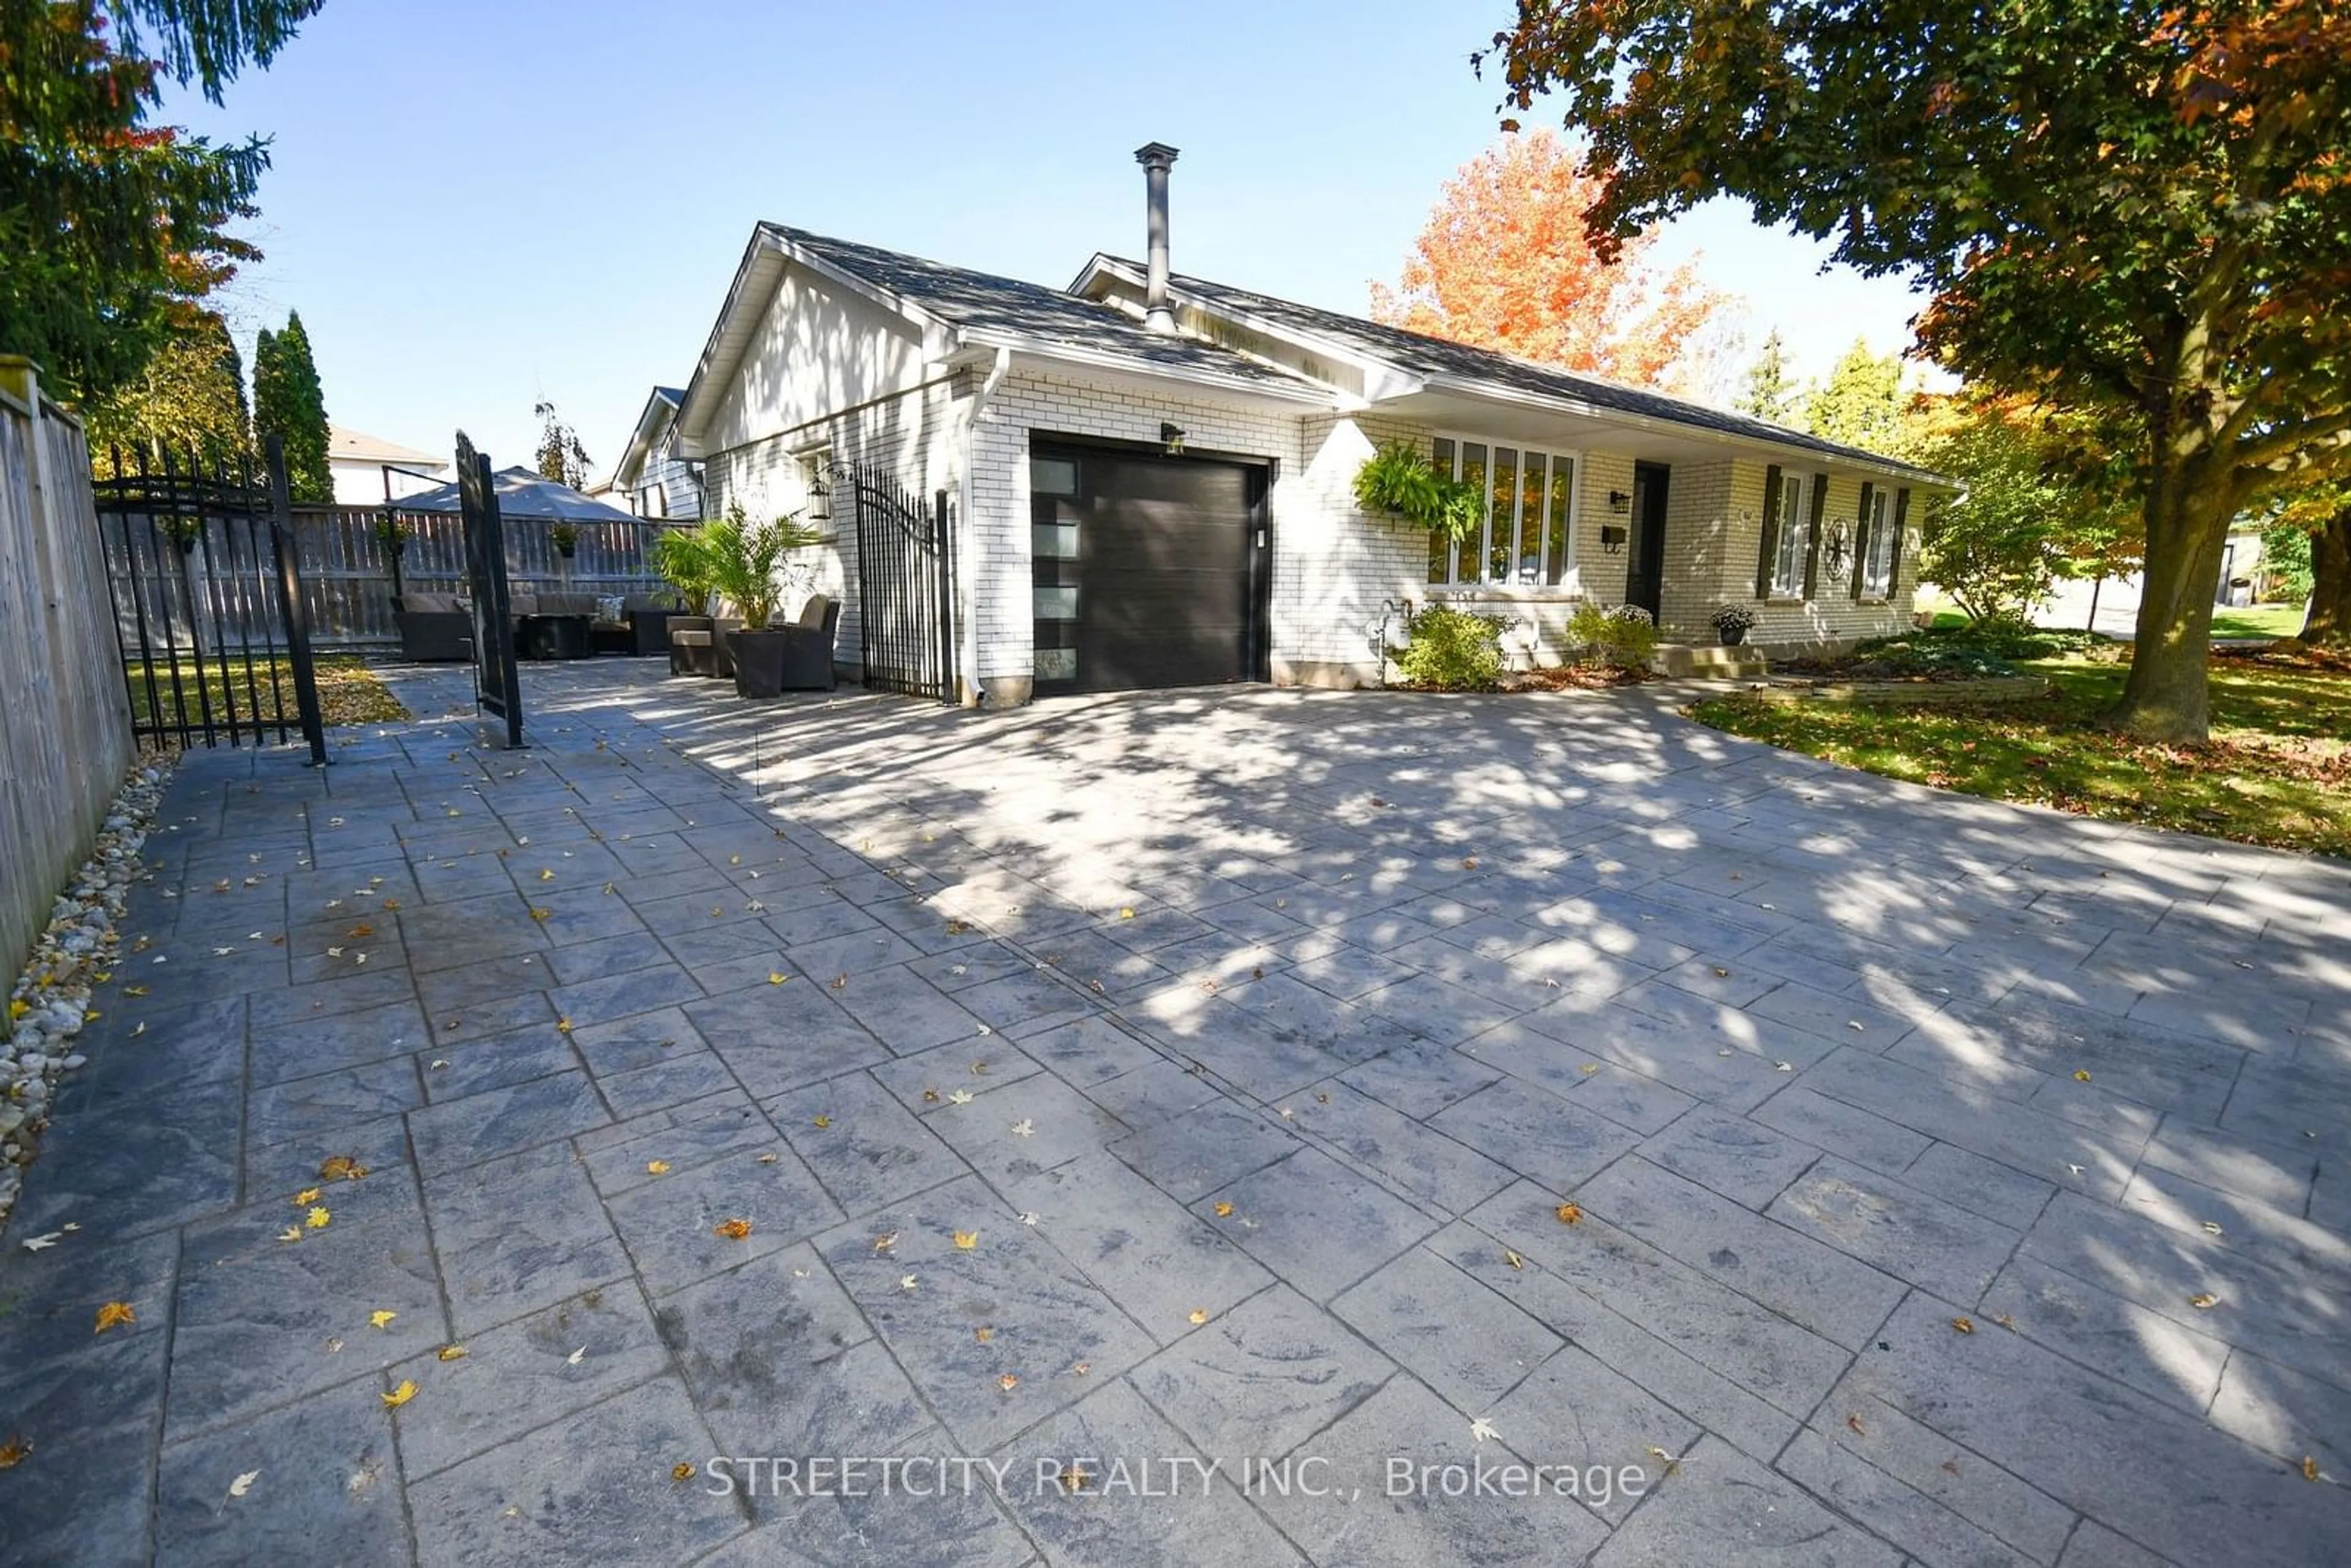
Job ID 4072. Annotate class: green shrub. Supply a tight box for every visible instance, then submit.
[1395,604,1507,689]
[1567,602,1659,669]
[1850,621,2100,676]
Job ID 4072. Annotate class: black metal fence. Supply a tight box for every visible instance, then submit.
[457,433,522,748]
[849,468,958,702]
[91,442,326,759]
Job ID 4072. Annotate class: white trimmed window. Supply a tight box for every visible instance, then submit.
[1770,473,1810,596]
[1425,436,1580,587]
[1861,487,1895,596]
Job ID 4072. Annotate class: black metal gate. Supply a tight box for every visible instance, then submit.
[91,437,328,760]
[456,431,523,748]
[849,468,958,702]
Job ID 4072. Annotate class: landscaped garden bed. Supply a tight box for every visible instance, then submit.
[125,654,410,731]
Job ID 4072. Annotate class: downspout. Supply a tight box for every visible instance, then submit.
[958,345,1013,707]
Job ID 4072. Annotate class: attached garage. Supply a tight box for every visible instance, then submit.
[1028,438,1269,696]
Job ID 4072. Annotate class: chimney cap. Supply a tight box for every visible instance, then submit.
[1133,141,1180,170]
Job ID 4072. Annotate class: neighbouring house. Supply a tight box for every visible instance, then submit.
[328,425,451,506]
[596,386,704,519]
[666,143,1950,703]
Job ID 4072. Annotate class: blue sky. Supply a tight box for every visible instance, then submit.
[168,0,1932,478]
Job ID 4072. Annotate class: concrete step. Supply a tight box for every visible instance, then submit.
[1651,642,1770,678]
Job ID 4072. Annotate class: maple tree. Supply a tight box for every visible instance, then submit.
[1370,130,1728,389]
[2267,478,2351,643]
[82,307,251,465]
[1478,1,2351,741]
[1910,392,2140,624]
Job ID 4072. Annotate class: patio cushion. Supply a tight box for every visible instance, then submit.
[536,592,599,617]
[506,593,538,616]
[795,593,830,629]
[399,591,464,615]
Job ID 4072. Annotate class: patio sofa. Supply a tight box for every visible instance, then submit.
[591,595,675,657]
[391,592,473,662]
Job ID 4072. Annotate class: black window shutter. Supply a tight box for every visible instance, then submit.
[1852,482,1875,601]
[1757,465,1782,599]
[1889,488,1911,598]
[1801,472,1829,599]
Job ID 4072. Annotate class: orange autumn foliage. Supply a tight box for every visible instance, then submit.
[1371,132,1728,389]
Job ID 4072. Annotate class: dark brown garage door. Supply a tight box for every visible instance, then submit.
[1030,440,1265,695]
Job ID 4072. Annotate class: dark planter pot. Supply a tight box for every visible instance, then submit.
[1719,626,1748,647]
[732,628,790,699]
[712,620,743,680]
[554,541,578,560]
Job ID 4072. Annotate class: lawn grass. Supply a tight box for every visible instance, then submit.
[1914,599,2305,640]
[1689,645,2351,857]
[127,655,410,733]
[2210,604,2308,639]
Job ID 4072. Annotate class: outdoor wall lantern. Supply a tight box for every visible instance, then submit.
[805,475,830,525]
[1599,525,1627,553]
[1160,422,1187,456]
[1607,489,1631,513]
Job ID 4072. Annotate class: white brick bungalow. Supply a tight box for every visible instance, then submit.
[659,150,1946,703]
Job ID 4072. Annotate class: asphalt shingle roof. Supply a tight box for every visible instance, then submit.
[1112,260,1941,478]
[745,224,1937,478]
[764,225,1318,394]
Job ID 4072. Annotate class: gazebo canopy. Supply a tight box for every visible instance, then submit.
[390,465,641,523]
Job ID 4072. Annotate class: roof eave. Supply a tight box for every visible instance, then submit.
[609,386,684,490]
[1414,373,1952,488]
[974,335,1341,411]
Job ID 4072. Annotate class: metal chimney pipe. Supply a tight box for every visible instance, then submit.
[1134,141,1180,335]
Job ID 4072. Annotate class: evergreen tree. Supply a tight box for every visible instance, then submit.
[1804,339,1907,454]
[1736,329,1797,424]
[1,0,321,403]
[252,309,331,501]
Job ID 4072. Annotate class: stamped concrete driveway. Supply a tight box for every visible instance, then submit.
[3,661,2349,1567]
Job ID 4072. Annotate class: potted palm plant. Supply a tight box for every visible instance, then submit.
[708,506,827,698]
[650,522,722,675]
[549,522,580,560]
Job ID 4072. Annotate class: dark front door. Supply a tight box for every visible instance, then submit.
[1624,462,1670,619]
[1030,440,1265,694]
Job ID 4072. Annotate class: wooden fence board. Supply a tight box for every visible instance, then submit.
[0,358,135,1000]
[290,505,683,646]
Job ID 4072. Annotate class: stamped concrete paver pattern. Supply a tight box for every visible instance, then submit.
[4,661,2350,1566]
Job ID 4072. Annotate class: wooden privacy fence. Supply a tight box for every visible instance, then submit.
[290,505,684,646]
[0,356,136,995]
[91,497,687,651]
